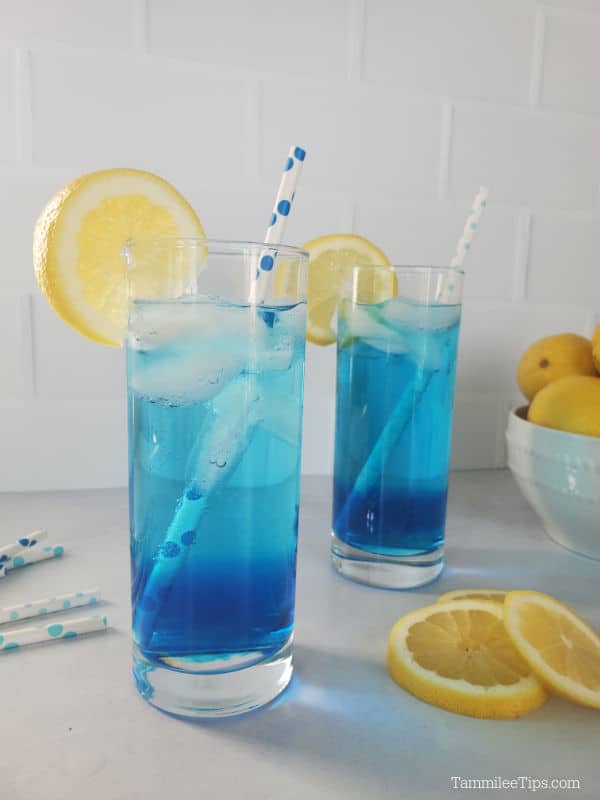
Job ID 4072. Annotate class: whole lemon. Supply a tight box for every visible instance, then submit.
[517,333,595,401]
[592,324,600,374]
[528,375,600,437]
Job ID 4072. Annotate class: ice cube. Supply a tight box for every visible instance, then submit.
[381,296,460,332]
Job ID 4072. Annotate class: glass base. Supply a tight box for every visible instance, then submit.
[330,532,444,589]
[132,636,293,719]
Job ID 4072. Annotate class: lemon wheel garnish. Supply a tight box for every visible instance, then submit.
[298,233,393,346]
[387,599,547,719]
[504,591,600,710]
[33,168,205,347]
[437,589,507,604]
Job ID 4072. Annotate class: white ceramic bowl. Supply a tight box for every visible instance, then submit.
[506,407,600,560]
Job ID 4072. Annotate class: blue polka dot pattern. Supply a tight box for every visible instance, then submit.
[63,631,78,639]
[0,635,3,645]
[4,642,19,650]
[294,147,306,161]
[0,555,8,564]
[53,546,64,557]
[48,624,63,637]
[284,157,294,171]
[102,616,108,626]
[88,596,97,605]
[260,254,274,271]
[38,608,48,615]
[186,485,202,501]
[12,556,25,568]
[181,530,196,546]
[161,541,180,558]
[259,310,276,328]
[269,212,277,226]
[9,611,18,621]
[277,200,291,216]
[63,600,71,609]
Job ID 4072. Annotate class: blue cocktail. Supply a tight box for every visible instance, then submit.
[125,239,307,717]
[331,267,463,589]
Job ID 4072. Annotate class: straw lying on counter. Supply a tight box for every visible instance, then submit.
[4,543,64,572]
[0,588,101,624]
[0,614,108,652]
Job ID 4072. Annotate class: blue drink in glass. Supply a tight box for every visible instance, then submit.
[125,239,307,717]
[331,267,463,589]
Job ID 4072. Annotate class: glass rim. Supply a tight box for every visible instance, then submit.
[123,236,309,259]
[351,264,465,276]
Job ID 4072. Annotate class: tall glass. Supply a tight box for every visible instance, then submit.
[124,239,307,718]
[331,266,463,589]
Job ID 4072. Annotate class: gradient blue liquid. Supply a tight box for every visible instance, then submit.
[127,301,305,670]
[333,300,460,556]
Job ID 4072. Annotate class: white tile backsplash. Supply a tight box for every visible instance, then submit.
[364,0,537,104]
[147,0,352,79]
[0,48,16,163]
[0,0,598,488]
[540,9,600,113]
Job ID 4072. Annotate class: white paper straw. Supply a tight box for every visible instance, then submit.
[248,145,306,304]
[450,186,488,268]
[5,543,64,572]
[436,186,488,303]
[0,588,101,625]
[0,530,47,562]
[0,614,108,652]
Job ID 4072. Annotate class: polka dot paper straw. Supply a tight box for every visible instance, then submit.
[450,186,489,269]
[437,186,488,304]
[0,614,108,652]
[0,588,101,625]
[0,531,48,578]
[4,543,64,572]
[248,145,306,304]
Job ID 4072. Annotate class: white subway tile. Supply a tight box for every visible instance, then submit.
[182,182,350,247]
[32,296,125,413]
[261,80,442,197]
[451,392,504,470]
[364,0,536,104]
[527,213,600,305]
[30,52,249,176]
[456,303,592,396]
[541,10,600,113]
[302,343,336,476]
[451,104,600,210]
[354,197,517,302]
[148,0,351,79]
[0,49,16,163]
[0,1,133,48]
[0,295,21,406]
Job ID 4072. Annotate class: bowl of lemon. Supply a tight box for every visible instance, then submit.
[506,328,600,560]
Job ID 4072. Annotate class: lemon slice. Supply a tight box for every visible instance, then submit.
[437,589,507,604]
[387,599,547,718]
[33,168,205,347]
[300,234,392,345]
[504,590,600,710]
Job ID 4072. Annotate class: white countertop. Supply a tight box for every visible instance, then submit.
[0,471,598,800]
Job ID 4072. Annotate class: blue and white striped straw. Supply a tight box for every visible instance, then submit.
[248,145,306,304]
